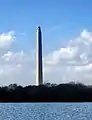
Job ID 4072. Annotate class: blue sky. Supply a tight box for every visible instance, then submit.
[0,0,92,54]
[0,0,92,85]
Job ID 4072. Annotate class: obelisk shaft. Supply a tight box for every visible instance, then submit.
[36,26,43,86]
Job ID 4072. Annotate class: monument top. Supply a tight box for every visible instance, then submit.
[37,26,41,31]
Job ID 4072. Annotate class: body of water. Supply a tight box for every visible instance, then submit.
[0,103,92,120]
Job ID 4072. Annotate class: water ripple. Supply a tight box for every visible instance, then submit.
[0,103,91,120]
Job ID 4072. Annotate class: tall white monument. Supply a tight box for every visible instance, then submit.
[36,26,43,86]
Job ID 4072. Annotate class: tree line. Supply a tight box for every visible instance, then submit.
[0,82,92,102]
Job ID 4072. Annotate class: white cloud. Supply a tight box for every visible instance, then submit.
[0,31,15,49]
[44,29,92,85]
[0,50,35,86]
[0,31,35,86]
[1,29,92,86]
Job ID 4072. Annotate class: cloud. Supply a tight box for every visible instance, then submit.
[44,29,92,85]
[0,31,35,86]
[0,30,15,57]
[0,50,35,86]
[0,31,15,49]
[1,29,92,86]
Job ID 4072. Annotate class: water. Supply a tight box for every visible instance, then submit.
[0,103,92,120]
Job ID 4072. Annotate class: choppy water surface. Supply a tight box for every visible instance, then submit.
[0,103,92,120]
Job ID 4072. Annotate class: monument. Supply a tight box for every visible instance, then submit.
[36,26,43,86]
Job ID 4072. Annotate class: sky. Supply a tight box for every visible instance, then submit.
[0,0,92,86]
